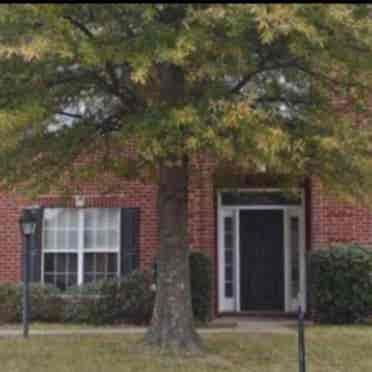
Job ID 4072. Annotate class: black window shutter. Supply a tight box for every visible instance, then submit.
[121,208,140,276]
[30,207,44,283]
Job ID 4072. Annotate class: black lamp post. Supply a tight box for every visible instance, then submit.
[298,306,306,372]
[19,208,37,339]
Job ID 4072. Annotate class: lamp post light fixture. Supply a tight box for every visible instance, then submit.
[19,208,38,339]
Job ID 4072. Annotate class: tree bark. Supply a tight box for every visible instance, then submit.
[145,160,202,353]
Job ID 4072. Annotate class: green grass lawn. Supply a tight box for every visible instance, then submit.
[0,322,127,330]
[0,320,234,331]
[0,326,371,371]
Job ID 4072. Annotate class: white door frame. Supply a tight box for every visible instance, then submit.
[217,189,306,313]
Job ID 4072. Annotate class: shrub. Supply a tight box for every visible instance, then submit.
[28,284,64,322]
[63,272,155,325]
[309,245,372,324]
[0,283,64,324]
[62,296,98,324]
[93,279,121,324]
[0,283,21,324]
[0,261,211,325]
[119,271,155,325]
[62,282,101,324]
[64,282,101,296]
[95,272,155,325]
[189,252,213,322]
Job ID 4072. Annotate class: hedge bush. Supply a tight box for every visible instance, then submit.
[81,272,155,325]
[115,271,155,325]
[62,296,98,324]
[309,245,372,324]
[62,283,102,324]
[0,283,64,324]
[0,283,21,324]
[190,252,213,322]
[62,271,155,325]
[0,253,212,325]
[27,284,64,322]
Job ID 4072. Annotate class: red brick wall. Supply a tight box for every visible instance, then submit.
[2,157,372,305]
[310,178,372,250]
[0,193,24,282]
[188,154,218,313]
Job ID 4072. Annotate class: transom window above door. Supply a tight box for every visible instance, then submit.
[220,191,302,206]
[43,208,121,290]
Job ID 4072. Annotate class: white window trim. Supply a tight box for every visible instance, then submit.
[42,208,121,287]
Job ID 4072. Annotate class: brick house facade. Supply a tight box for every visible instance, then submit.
[1,153,371,316]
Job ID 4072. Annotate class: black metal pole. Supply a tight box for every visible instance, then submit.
[298,306,306,372]
[23,234,30,339]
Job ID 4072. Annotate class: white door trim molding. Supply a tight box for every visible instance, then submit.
[217,189,306,313]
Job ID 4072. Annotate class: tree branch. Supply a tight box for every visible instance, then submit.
[255,96,310,107]
[63,15,94,39]
[229,59,301,95]
[55,111,83,119]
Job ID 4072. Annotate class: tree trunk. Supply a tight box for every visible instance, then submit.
[145,160,202,353]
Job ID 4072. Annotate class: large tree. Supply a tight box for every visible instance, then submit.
[1,4,372,352]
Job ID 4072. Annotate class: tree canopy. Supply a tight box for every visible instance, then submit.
[2,3,372,353]
[0,4,372,201]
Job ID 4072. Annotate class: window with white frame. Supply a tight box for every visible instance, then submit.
[224,215,234,298]
[43,208,120,290]
[290,216,300,301]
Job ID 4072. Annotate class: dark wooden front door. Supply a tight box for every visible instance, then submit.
[240,210,284,311]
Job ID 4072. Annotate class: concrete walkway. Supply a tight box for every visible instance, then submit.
[0,319,301,338]
[210,317,306,334]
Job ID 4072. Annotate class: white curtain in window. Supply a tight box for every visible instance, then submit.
[43,209,79,251]
[83,208,120,251]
